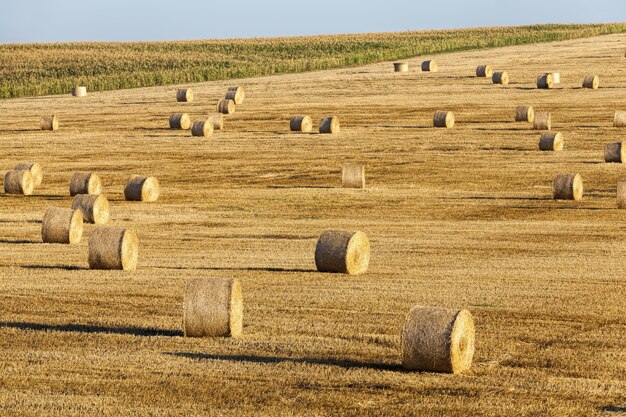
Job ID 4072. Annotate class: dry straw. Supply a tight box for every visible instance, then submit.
[492,71,509,85]
[551,72,561,84]
[3,170,34,195]
[69,172,102,196]
[183,277,243,338]
[475,64,492,77]
[617,182,626,209]
[319,116,340,134]
[225,86,245,104]
[124,175,160,202]
[169,113,191,130]
[582,75,599,89]
[314,230,370,275]
[515,105,535,123]
[401,306,475,374]
[40,115,59,131]
[191,119,214,137]
[393,62,408,72]
[71,194,110,224]
[72,86,87,97]
[290,115,313,132]
[209,114,224,130]
[14,162,42,186]
[88,227,138,270]
[342,164,365,189]
[613,111,626,127]
[604,142,624,163]
[537,73,554,89]
[176,88,193,102]
[553,173,583,201]
[217,99,235,115]
[533,112,551,130]
[421,60,438,72]
[539,132,564,151]
[41,207,83,244]
[433,111,455,128]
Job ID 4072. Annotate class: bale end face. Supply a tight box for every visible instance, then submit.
[314,230,370,275]
[290,115,313,132]
[3,170,34,195]
[88,227,138,270]
[41,207,83,244]
[553,173,583,201]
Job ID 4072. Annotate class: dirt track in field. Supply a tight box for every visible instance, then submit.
[0,33,625,417]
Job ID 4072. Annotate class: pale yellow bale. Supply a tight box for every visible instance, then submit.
[69,172,102,196]
[342,164,365,189]
[217,99,235,115]
[14,162,42,186]
[433,111,455,128]
[401,306,475,374]
[582,75,599,89]
[72,86,87,97]
[553,173,583,201]
[191,119,214,137]
[40,115,59,131]
[551,72,560,84]
[604,142,624,163]
[421,60,437,72]
[41,207,83,244]
[88,227,138,270]
[533,112,551,130]
[475,64,492,77]
[319,116,340,134]
[617,182,626,209]
[124,175,160,202]
[314,230,370,275]
[3,170,34,195]
[169,113,191,130]
[613,111,626,127]
[515,105,535,123]
[209,114,224,130]
[539,132,564,151]
[71,194,110,224]
[492,71,509,85]
[290,115,313,132]
[393,62,408,72]
[176,88,193,102]
[183,277,243,338]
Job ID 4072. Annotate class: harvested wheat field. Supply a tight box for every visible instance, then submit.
[1,33,625,417]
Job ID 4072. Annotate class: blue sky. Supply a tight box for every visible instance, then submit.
[1,0,625,43]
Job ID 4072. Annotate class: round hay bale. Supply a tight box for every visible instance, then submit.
[475,64,493,78]
[342,164,365,189]
[604,142,624,163]
[41,207,83,244]
[290,115,313,132]
[582,75,599,89]
[69,172,102,196]
[393,62,409,72]
[553,173,583,201]
[40,115,59,131]
[124,175,160,202]
[176,88,193,102]
[533,112,551,131]
[209,114,224,130]
[169,113,191,130]
[88,227,138,270]
[421,60,438,72]
[401,306,475,374]
[617,182,626,209]
[71,194,110,224]
[3,170,34,195]
[515,105,535,123]
[14,162,42,186]
[539,132,564,151]
[191,119,214,137]
[433,111,455,128]
[217,99,235,115]
[537,73,554,89]
[551,72,560,84]
[227,86,245,104]
[613,110,626,127]
[72,86,87,97]
[492,71,509,85]
[183,277,243,338]
[319,116,340,134]
[314,230,370,275]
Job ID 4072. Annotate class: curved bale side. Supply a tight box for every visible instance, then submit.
[537,73,554,89]
[539,132,564,151]
[393,62,409,72]
[533,112,552,131]
[290,115,313,132]
[553,173,583,201]
[169,113,191,130]
[433,111,455,128]
[492,71,509,85]
[613,110,626,127]
[41,207,83,244]
[14,162,42,186]
[3,170,34,195]
[319,116,340,134]
[475,64,492,77]
[124,175,160,202]
[72,86,87,97]
[341,164,365,189]
[209,114,224,130]
[176,88,193,102]
[217,99,235,115]
[69,172,102,196]
[401,306,475,374]
[582,75,599,89]
[421,60,438,72]
[314,230,370,275]
[88,227,138,270]
[191,119,214,137]
[71,194,110,224]
[515,105,535,123]
[617,182,626,209]
[604,142,624,163]
[40,115,59,131]
[183,277,243,338]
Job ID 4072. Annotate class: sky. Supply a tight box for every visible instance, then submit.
[1,0,625,44]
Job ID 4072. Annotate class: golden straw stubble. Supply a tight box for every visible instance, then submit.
[314,230,370,275]
[169,113,191,129]
[604,142,624,163]
[319,116,340,134]
[191,119,214,137]
[3,170,34,195]
[69,172,102,196]
[617,182,626,209]
[183,277,243,338]
[14,162,42,186]
[515,105,535,123]
[71,194,110,224]
[41,207,83,244]
[290,115,313,132]
[401,306,475,374]
[433,111,454,128]
[553,173,583,201]
[124,175,160,202]
[342,164,365,189]
[538,132,564,151]
[88,227,138,270]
